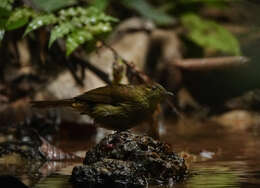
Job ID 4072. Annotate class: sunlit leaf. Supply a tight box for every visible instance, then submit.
[121,0,175,25]
[97,13,119,23]
[32,0,77,12]
[24,14,57,36]
[49,22,74,48]
[58,6,118,24]
[88,22,112,35]
[6,8,36,30]
[58,7,85,19]
[49,6,116,53]
[1,4,116,54]
[66,29,93,56]
[181,13,241,55]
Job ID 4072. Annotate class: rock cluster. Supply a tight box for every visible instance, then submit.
[71,131,188,187]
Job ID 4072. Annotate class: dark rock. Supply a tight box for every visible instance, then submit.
[0,114,78,162]
[71,159,147,188]
[71,131,188,187]
[0,123,46,162]
[0,114,80,185]
[0,175,28,188]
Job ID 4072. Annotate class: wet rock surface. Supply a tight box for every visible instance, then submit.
[71,131,188,187]
[0,113,81,186]
[0,175,29,188]
[71,159,147,188]
[0,113,78,164]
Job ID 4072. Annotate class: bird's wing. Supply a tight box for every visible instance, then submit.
[74,85,143,104]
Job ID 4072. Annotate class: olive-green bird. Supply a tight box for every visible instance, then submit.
[31,84,173,131]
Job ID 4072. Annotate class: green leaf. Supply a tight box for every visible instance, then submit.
[0,8,10,29]
[48,5,116,52]
[181,13,240,55]
[58,6,118,23]
[32,0,77,12]
[88,22,112,35]
[0,3,12,29]
[66,29,93,56]
[97,13,118,23]
[91,0,109,11]
[0,7,11,18]
[121,0,175,25]
[59,7,97,19]
[6,8,36,30]
[0,0,14,11]
[49,22,74,48]
[24,14,57,36]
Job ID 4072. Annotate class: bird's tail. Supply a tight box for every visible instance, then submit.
[31,99,74,108]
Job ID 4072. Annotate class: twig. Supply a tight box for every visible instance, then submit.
[70,56,111,84]
[173,56,250,71]
[166,98,184,119]
[66,60,84,87]
[100,41,152,84]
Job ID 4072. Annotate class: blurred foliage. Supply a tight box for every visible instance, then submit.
[31,0,77,12]
[91,0,110,11]
[0,0,14,11]
[0,0,14,42]
[93,0,240,55]
[0,0,117,55]
[6,8,36,30]
[0,0,241,56]
[121,0,175,26]
[181,13,241,55]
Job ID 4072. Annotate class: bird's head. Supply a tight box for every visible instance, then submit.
[144,83,173,105]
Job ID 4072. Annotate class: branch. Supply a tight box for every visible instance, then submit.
[173,56,250,71]
[70,56,111,84]
[100,41,152,84]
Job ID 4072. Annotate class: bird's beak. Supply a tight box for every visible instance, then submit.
[166,91,174,96]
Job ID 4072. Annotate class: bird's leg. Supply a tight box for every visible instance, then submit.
[147,104,161,140]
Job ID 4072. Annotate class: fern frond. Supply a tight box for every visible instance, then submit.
[66,29,93,56]
[3,4,117,54]
[51,6,117,53]
[6,8,36,30]
[87,22,112,35]
[49,22,74,48]
[24,14,57,36]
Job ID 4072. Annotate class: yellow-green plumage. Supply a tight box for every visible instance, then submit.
[31,84,172,131]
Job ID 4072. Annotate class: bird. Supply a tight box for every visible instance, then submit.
[31,83,173,131]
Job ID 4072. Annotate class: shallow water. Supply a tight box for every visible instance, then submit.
[29,119,260,188]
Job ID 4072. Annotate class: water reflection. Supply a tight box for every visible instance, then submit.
[2,118,260,188]
[33,175,71,188]
[31,161,260,188]
[180,162,242,188]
